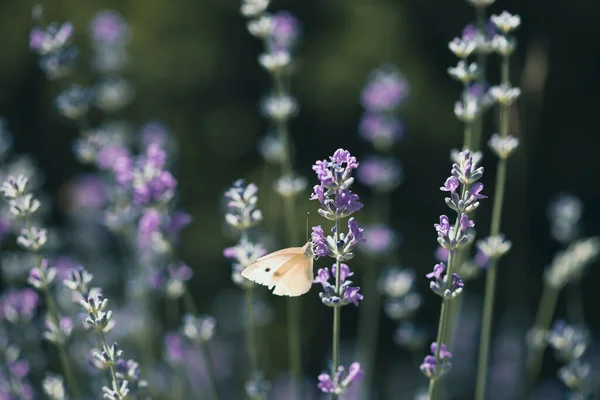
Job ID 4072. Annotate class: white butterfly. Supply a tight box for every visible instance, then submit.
[241,242,315,297]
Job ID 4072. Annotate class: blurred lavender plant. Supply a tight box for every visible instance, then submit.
[64,267,148,399]
[524,237,600,396]
[474,9,521,400]
[1,175,81,397]
[223,179,267,399]
[548,320,592,398]
[423,150,485,398]
[355,65,410,398]
[241,1,306,397]
[310,149,365,398]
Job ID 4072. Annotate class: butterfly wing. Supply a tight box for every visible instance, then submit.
[241,248,302,287]
[241,247,314,296]
[272,255,314,296]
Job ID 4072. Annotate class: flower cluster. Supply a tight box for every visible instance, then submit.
[420,342,453,379]
[548,320,592,395]
[311,149,364,394]
[225,180,263,230]
[544,237,600,289]
[358,65,408,151]
[0,339,34,399]
[314,264,363,307]
[433,150,484,252]
[317,362,364,395]
[547,193,583,245]
[423,150,485,383]
[311,149,363,221]
[30,8,77,80]
[64,267,147,398]
[379,267,422,320]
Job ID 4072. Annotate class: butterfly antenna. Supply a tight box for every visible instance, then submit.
[306,212,310,242]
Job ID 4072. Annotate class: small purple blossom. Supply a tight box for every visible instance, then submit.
[426,263,464,298]
[347,218,365,247]
[314,264,362,307]
[357,156,403,192]
[164,332,186,365]
[359,224,398,256]
[30,22,74,54]
[358,113,404,150]
[440,176,460,194]
[0,289,39,323]
[270,11,301,52]
[311,226,328,257]
[89,10,131,46]
[318,362,363,395]
[361,65,409,112]
[421,342,453,379]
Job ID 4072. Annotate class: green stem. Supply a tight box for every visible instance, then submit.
[522,284,560,398]
[24,213,81,397]
[332,217,342,400]
[474,52,511,400]
[428,250,457,399]
[182,288,220,400]
[98,331,124,397]
[44,288,82,397]
[245,286,259,377]
[200,341,220,400]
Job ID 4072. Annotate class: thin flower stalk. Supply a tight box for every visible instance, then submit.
[423,150,485,399]
[224,179,267,399]
[0,175,81,397]
[475,12,520,400]
[311,149,365,398]
[242,3,306,397]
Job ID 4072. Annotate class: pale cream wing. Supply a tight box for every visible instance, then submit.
[272,255,314,297]
[241,251,302,287]
[255,247,303,261]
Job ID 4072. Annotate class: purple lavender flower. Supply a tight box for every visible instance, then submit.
[359,224,398,256]
[420,342,453,379]
[0,289,39,323]
[314,264,363,307]
[166,263,193,298]
[318,362,363,395]
[164,332,186,365]
[89,10,131,46]
[361,65,409,112]
[358,113,404,150]
[131,144,177,205]
[310,149,363,220]
[357,156,403,192]
[68,174,109,211]
[30,22,73,55]
[311,226,328,257]
[426,262,464,298]
[270,11,301,52]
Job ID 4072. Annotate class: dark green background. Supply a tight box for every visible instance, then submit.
[1,0,600,396]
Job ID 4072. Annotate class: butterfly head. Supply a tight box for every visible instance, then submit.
[302,241,315,259]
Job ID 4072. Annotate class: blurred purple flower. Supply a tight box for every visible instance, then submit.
[0,289,39,323]
[357,156,403,192]
[89,10,131,46]
[359,113,404,149]
[270,11,301,51]
[360,224,398,256]
[361,65,409,112]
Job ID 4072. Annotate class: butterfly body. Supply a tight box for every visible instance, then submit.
[241,242,314,296]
